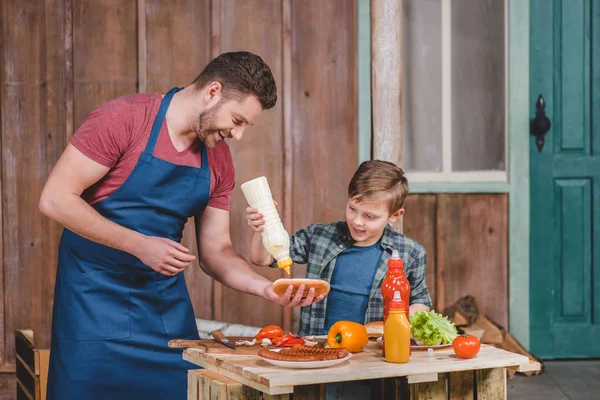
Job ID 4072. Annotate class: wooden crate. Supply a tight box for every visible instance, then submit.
[188,369,293,400]
[187,369,509,400]
[15,330,49,400]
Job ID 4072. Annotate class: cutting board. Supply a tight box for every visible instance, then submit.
[169,336,328,355]
[169,336,276,355]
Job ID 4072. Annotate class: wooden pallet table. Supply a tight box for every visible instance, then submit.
[183,341,540,399]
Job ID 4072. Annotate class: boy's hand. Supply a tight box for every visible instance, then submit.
[245,200,278,233]
[263,283,325,307]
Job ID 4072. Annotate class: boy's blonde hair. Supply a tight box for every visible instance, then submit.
[347,160,409,214]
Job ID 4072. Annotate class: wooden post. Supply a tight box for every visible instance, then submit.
[476,368,506,400]
[448,371,474,400]
[371,0,404,232]
[370,0,403,165]
[410,374,447,400]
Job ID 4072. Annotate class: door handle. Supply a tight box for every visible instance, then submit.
[530,94,551,152]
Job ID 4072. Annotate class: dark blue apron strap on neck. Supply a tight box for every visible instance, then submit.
[200,142,208,170]
[145,87,182,154]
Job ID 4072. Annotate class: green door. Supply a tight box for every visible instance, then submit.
[530,0,600,358]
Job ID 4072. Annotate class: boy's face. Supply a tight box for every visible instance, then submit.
[345,198,404,247]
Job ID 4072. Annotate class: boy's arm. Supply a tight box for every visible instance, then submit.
[409,303,431,315]
[249,232,273,266]
[408,246,433,315]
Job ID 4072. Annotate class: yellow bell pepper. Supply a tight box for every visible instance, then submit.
[327,321,369,353]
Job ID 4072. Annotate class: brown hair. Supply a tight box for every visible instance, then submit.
[347,160,409,213]
[192,51,277,109]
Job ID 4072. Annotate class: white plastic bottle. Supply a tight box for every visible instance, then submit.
[240,176,292,274]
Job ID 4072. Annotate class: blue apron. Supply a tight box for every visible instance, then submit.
[47,87,209,399]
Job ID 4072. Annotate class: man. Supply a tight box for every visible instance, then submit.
[40,51,322,399]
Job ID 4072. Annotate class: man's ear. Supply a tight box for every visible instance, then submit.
[204,81,223,105]
[388,208,405,224]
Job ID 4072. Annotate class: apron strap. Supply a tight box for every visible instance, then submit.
[145,87,183,154]
[199,142,208,170]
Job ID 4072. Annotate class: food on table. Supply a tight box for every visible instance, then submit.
[365,321,384,338]
[273,332,307,347]
[272,278,331,299]
[452,334,481,359]
[235,339,256,346]
[255,325,285,341]
[258,345,349,362]
[327,321,369,353]
[409,310,458,346]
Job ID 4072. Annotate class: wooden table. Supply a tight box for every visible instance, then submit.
[183,341,540,399]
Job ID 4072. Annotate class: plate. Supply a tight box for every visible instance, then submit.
[376,336,452,350]
[258,348,352,369]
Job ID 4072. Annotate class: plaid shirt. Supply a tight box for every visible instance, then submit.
[271,221,432,336]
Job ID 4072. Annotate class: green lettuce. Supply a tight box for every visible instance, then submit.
[409,310,458,346]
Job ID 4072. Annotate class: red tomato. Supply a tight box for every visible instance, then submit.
[452,334,481,359]
[255,325,285,341]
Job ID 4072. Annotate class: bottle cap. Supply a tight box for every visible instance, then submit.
[277,257,293,275]
[388,249,404,269]
[389,290,406,311]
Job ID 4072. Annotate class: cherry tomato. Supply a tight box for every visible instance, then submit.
[255,325,285,341]
[452,334,481,359]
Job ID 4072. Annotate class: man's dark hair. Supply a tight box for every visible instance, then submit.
[192,51,277,110]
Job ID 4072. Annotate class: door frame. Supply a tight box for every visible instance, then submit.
[356,0,532,348]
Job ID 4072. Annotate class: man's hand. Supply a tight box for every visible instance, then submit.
[263,283,325,307]
[135,236,196,276]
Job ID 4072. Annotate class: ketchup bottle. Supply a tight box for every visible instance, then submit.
[381,249,411,322]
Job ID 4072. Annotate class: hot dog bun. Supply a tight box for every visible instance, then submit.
[272,278,330,298]
[365,321,384,338]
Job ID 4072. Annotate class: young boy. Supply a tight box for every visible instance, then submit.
[246,160,432,336]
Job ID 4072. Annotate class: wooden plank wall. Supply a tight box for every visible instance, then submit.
[0,0,359,372]
[404,194,509,329]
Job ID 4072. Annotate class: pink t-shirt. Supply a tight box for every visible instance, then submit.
[71,93,235,210]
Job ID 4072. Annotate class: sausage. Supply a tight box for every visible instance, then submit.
[258,348,322,362]
[284,345,350,359]
[258,346,350,362]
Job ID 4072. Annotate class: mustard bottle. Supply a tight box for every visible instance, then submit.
[384,291,411,363]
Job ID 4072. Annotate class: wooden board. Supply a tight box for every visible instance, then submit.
[183,342,535,395]
[172,337,279,355]
[143,0,214,322]
[436,194,508,327]
[403,194,437,308]
[1,0,66,370]
[217,0,286,330]
[290,0,358,330]
[174,337,327,355]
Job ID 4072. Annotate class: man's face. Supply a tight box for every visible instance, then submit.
[345,197,403,247]
[196,95,263,148]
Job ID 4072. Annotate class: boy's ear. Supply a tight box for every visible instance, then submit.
[388,208,405,224]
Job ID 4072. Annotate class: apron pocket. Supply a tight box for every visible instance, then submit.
[57,271,131,341]
[157,274,197,335]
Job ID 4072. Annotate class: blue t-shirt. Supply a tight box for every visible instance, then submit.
[323,241,383,334]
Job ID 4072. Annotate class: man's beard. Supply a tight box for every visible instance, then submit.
[197,101,224,148]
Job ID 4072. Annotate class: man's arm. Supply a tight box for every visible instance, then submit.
[39,144,195,275]
[195,206,323,306]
